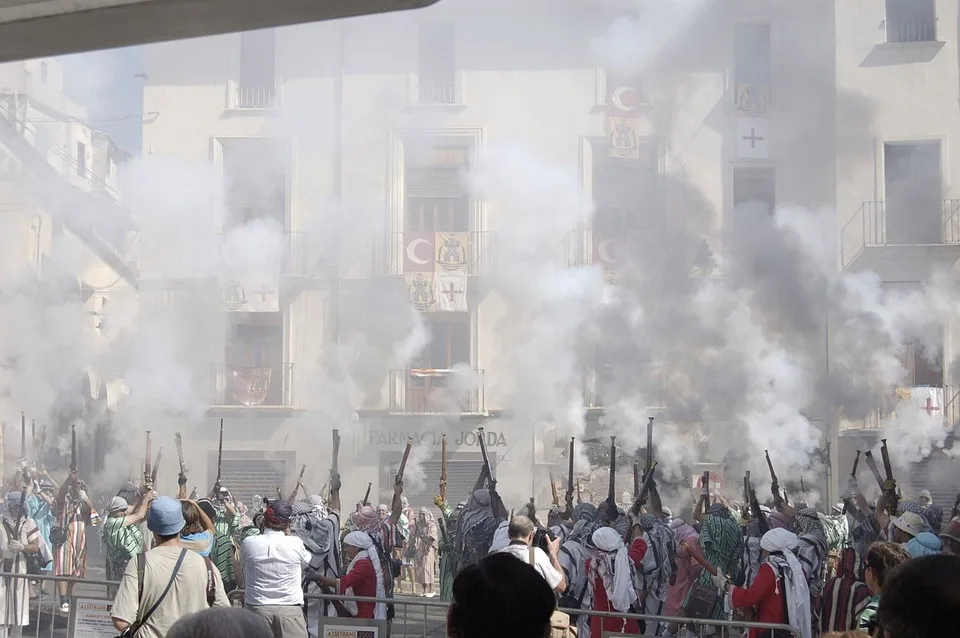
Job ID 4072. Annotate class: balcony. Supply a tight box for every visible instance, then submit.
[886,19,937,44]
[840,200,960,279]
[388,368,484,413]
[210,362,295,408]
[840,385,960,431]
[230,85,280,110]
[418,80,457,105]
[355,231,494,278]
[285,231,337,279]
[582,366,688,412]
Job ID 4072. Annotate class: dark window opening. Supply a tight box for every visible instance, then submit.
[418,24,456,104]
[733,166,776,216]
[884,142,940,244]
[886,0,936,43]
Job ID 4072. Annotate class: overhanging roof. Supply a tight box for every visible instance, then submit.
[0,0,441,62]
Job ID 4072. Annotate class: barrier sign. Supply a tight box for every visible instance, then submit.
[68,598,115,638]
[319,617,387,638]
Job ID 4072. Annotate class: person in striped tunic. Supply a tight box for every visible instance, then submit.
[53,474,100,615]
[102,494,151,596]
[200,495,242,593]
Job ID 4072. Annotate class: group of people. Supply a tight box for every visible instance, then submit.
[2,455,959,638]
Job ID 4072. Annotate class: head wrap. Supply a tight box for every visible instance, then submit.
[673,521,698,545]
[940,517,960,544]
[457,489,497,549]
[343,532,387,620]
[760,528,812,638]
[768,511,792,530]
[108,496,128,513]
[590,528,637,613]
[701,509,744,577]
[264,500,292,528]
[573,503,597,522]
[905,531,941,558]
[661,506,673,520]
[707,503,729,518]
[353,506,381,533]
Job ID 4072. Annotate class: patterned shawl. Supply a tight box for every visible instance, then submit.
[637,513,676,603]
[682,512,742,619]
[818,547,871,633]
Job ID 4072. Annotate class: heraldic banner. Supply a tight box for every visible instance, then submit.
[403,232,469,313]
[220,268,280,313]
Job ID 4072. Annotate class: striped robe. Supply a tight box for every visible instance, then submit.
[683,513,743,619]
[54,499,100,578]
[213,509,241,590]
[102,516,144,582]
[0,516,40,627]
[818,548,871,634]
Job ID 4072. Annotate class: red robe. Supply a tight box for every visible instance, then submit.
[585,538,647,636]
[339,557,378,619]
[730,562,788,638]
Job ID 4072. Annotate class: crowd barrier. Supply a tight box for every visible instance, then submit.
[0,573,801,638]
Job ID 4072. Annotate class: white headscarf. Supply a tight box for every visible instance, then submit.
[343,531,386,620]
[589,527,637,613]
[759,528,811,638]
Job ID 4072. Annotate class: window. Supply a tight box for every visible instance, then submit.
[734,23,771,109]
[238,29,277,107]
[418,24,456,104]
[224,318,286,407]
[404,143,469,231]
[733,166,776,215]
[884,142,941,244]
[903,340,943,387]
[221,138,287,227]
[604,70,647,107]
[417,316,470,369]
[886,0,936,43]
[76,141,86,176]
[592,139,660,232]
[40,61,48,84]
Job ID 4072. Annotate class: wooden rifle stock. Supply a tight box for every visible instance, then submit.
[289,464,306,501]
[549,471,560,507]
[363,482,372,506]
[151,448,161,487]
[862,451,884,489]
[680,540,717,576]
[439,433,447,504]
[565,437,574,517]
[214,419,224,489]
[395,438,413,486]
[175,432,186,478]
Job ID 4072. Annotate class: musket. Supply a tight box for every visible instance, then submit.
[702,470,710,507]
[175,432,186,480]
[749,487,769,536]
[743,472,750,509]
[331,429,341,488]
[880,439,899,513]
[362,482,372,506]
[645,417,654,475]
[276,487,282,500]
[842,450,861,515]
[395,438,413,487]
[19,411,25,461]
[632,461,658,512]
[604,436,617,521]
[549,471,560,507]
[144,430,152,487]
[680,539,717,576]
[478,427,508,519]
[151,448,162,487]
[70,425,77,474]
[30,419,35,452]
[289,464,306,501]
[214,418,224,491]
[439,433,448,504]
[565,437,574,518]
[765,450,783,509]
[576,479,582,505]
[633,462,641,502]
[800,477,806,495]
[863,451,884,489]
[189,487,198,500]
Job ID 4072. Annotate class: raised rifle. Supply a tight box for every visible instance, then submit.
[439,433,448,504]
[863,450,884,489]
[765,450,783,509]
[331,428,341,487]
[549,471,560,507]
[880,438,899,513]
[565,437,575,519]
[800,477,806,496]
[70,425,77,474]
[289,464,306,501]
[151,448,162,487]
[19,411,25,462]
[391,437,413,514]
[175,432,187,481]
[604,436,617,522]
[842,450,861,514]
[30,419,35,454]
[214,418,224,493]
[645,416,654,475]
[743,471,750,509]
[953,491,960,520]
[478,426,508,519]
[144,430,152,487]
[362,482,372,506]
[633,461,641,502]
[702,470,710,508]
[749,485,769,536]
[633,460,658,513]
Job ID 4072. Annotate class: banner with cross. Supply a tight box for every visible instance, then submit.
[219,268,280,312]
[402,232,469,313]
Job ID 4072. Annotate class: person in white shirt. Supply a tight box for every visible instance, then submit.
[242,500,311,638]
[496,516,567,593]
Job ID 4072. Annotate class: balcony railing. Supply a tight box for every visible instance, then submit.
[388,368,484,413]
[418,80,457,105]
[842,385,960,430]
[211,362,294,408]
[234,86,279,109]
[840,199,960,268]
[887,19,937,44]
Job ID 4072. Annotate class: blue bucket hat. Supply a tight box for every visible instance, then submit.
[148,496,186,536]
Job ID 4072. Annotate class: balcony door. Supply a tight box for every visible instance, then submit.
[407,315,470,411]
[226,319,283,406]
[885,141,941,244]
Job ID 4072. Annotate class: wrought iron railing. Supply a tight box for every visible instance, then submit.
[388,368,484,413]
[210,362,295,408]
[418,80,456,105]
[887,19,937,44]
[841,199,960,268]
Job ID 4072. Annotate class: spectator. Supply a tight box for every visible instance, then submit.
[939,517,960,555]
[241,499,310,638]
[180,501,215,557]
[888,512,924,544]
[874,553,960,638]
[313,531,385,620]
[447,553,555,638]
[857,541,910,632]
[111,496,229,638]
[904,532,941,558]
[168,607,272,638]
[495,515,566,593]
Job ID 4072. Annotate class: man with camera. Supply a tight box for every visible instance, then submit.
[495,516,566,593]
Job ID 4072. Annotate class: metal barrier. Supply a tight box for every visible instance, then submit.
[0,571,116,638]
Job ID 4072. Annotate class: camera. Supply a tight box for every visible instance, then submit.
[532,526,556,553]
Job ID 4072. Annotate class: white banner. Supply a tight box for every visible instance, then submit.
[220,269,280,312]
[435,271,468,312]
[737,117,769,160]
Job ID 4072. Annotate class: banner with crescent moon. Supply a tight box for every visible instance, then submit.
[605,74,645,159]
[403,232,469,313]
